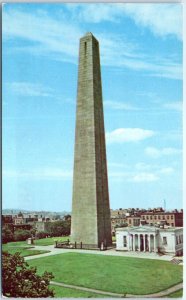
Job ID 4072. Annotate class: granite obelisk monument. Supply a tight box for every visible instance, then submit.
[71,32,112,248]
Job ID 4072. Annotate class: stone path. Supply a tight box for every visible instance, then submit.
[25,245,174,261]
[50,280,183,298]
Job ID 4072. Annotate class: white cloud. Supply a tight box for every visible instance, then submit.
[3,8,82,61]
[130,172,159,182]
[145,146,182,158]
[159,167,174,175]
[109,169,159,183]
[108,162,128,168]
[135,162,151,171]
[7,82,53,97]
[66,4,120,23]
[164,101,182,111]
[3,7,182,80]
[122,4,182,40]
[97,34,182,80]
[66,3,182,40]
[108,159,176,183]
[104,100,138,111]
[106,128,155,144]
[3,168,73,180]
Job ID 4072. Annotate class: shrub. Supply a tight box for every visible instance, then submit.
[36,231,49,239]
[2,227,14,243]
[2,251,55,297]
[14,229,31,241]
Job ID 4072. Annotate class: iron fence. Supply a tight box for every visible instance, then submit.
[55,241,107,251]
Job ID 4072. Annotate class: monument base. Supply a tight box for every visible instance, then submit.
[55,241,113,251]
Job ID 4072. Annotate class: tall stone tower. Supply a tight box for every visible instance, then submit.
[71,32,112,248]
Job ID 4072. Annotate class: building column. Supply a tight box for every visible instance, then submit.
[138,234,141,251]
[148,234,151,252]
[133,234,135,251]
[128,234,131,251]
[154,234,156,252]
[143,234,146,252]
[130,235,133,251]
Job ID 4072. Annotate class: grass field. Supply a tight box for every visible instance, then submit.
[166,289,183,298]
[34,236,69,246]
[3,236,69,248]
[28,252,183,295]
[2,244,50,257]
[3,240,28,247]
[50,285,111,298]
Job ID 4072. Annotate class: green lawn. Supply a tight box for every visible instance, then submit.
[28,253,183,295]
[166,289,183,298]
[34,236,69,246]
[2,244,50,257]
[50,285,111,298]
[3,236,69,248]
[3,240,29,247]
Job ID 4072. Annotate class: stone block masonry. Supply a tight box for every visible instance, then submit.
[71,32,112,248]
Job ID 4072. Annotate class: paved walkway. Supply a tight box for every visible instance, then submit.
[50,280,183,298]
[25,245,175,261]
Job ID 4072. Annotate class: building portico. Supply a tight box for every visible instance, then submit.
[116,226,183,256]
[125,227,158,252]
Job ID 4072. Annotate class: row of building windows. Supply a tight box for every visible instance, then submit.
[142,215,174,220]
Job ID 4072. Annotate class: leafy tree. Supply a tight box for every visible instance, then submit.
[46,220,71,237]
[2,252,55,297]
[14,229,31,241]
[36,231,48,239]
[2,227,14,243]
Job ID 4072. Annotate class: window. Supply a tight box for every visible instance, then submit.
[163,237,167,245]
[154,216,157,220]
[84,42,87,54]
[158,215,161,220]
[167,215,169,219]
[146,216,149,220]
[171,215,174,220]
[163,216,165,220]
[150,216,152,220]
[123,236,127,247]
[129,219,131,224]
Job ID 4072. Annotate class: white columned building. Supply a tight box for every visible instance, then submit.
[116,226,183,256]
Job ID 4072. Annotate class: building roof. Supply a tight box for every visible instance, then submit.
[116,225,183,233]
[141,211,182,215]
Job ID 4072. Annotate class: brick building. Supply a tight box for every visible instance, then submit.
[2,215,13,225]
[141,211,183,227]
[127,216,141,227]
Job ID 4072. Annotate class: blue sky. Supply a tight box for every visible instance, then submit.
[2,3,183,212]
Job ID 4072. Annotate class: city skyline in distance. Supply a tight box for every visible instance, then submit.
[3,3,183,211]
